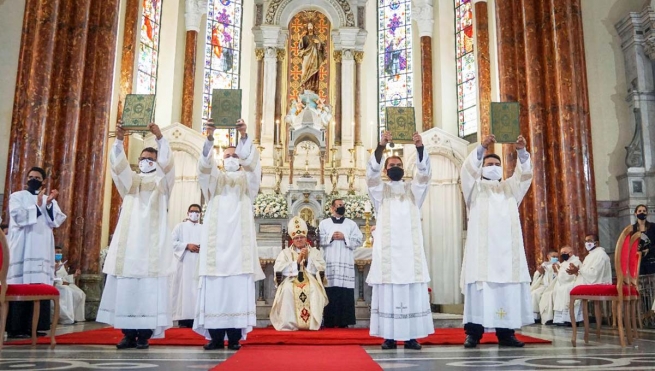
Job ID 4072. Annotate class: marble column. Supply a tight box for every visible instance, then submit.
[474,0,492,149]
[413,0,434,131]
[334,51,343,146]
[262,47,277,152]
[274,49,285,144]
[495,0,597,270]
[3,0,121,318]
[181,0,208,128]
[254,48,264,143]
[354,51,363,146]
[341,49,355,163]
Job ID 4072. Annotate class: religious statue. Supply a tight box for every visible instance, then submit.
[299,22,326,93]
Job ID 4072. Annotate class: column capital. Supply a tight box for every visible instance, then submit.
[185,0,208,32]
[264,46,278,60]
[254,25,288,49]
[332,27,366,51]
[255,48,265,61]
[276,48,286,61]
[333,50,343,63]
[412,1,434,38]
[342,49,354,61]
[354,51,364,63]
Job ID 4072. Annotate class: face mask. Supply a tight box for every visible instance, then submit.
[387,167,404,181]
[550,257,559,264]
[637,213,648,221]
[139,159,156,173]
[561,253,570,261]
[224,157,240,172]
[482,166,503,181]
[585,242,596,251]
[55,253,63,261]
[188,212,200,222]
[27,178,42,193]
[335,206,346,216]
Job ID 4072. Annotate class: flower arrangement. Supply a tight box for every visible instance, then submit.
[254,193,289,219]
[324,194,375,220]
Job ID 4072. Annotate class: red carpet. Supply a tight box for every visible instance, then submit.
[209,345,382,371]
[7,327,550,346]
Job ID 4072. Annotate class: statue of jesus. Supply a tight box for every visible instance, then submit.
[298,22,326,93]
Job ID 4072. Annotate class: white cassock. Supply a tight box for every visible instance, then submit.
[194,137,264,340]
[530,263,557,320]
[270,246,328,330]
[552,256,582,323]
[54,265,86,324]
[170,220,202,321]
[98,137,175,338]
[539,272,558,324]
[318,217,363,289]
[7,190,66,284]
[366,151,434,341]
[460,146,534,330]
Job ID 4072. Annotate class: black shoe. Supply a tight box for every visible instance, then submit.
[116,336,137,349]
[37,331,47,337]
[381,339,397,350]
[545,320,553,326]
[203,340,225,350]
[136,338,149,349]
[463,335,479,348]
[404,339,422,350]
[498,335,524,347]
[8,333,30,339]
[227,343,242,351]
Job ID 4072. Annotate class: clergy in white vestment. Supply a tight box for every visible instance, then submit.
[270,216,328,331]
[170,204,202,328]
[366,131,433,351]
[6,166,66,337]
[53,246,86,324]
[460,134,533,349]
[319,198,363,328]
[194,120,264,351]
[530,251,559,322]
[97,122,175,350]
[551,246,582,324]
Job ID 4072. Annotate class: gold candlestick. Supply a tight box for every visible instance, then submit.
[363,211,372,248]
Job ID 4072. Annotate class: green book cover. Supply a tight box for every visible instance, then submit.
[211,89,242,128]
[385,107,416,144]
[490,102,520,143]
[122,94,156,129]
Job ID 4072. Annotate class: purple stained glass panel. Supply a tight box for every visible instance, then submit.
[455,0,477,138]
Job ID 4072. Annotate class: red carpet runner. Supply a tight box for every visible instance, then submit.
[7,327,550,346]
[209,345,383,371]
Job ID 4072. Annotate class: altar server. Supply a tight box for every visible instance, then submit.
[366,131,433,350]
[319,198,363,328]
[460,134,533,348]
[270,216,328,331]
[531,251,559,322]
[170,204,203,328]
[551,246,582,325]
[194,120,264,351]
[98,122,175,350]
[54,246,86,324]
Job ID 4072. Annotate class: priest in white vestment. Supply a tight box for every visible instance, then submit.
[460,134,533,348]
[270,216,328,331]
[319,198,363,328]
[170,204,202,328]
[366,131,433,351]
[98,122,175,350]
[6,166,66,337]
[53,246,86,324]
[551,246,582,324]
[194,120,264,351]
[531,251,559,322]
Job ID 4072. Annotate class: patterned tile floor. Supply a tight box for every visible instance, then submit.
[2,322,655,370]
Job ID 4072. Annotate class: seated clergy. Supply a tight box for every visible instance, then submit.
[552,246,582,325]
[54,246,86,324]
[531,250,559,322]
[270,216,328,331]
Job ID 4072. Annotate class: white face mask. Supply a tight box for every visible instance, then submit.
[585,242,596,251]
[224,157,240,172]
[188,212,200,222]
[482,166,503,181]
[139,159,157,174]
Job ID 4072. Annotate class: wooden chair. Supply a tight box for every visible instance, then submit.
[569,227,640,347]
[276,225,323,285]
[0,231,59,350]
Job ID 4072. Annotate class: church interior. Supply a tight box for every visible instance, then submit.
[2,0,655,369]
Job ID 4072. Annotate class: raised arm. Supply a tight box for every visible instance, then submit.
[460,135,494,207]
[109,132,136,198]
[410,132,431,208]
[236,133,261,201]
[367,131,392,213]
[506,135,533,204]
[198,123,220,200]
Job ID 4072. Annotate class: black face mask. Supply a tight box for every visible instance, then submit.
[26,179,42,193]
[560,253,570,261]
[637,213,648,221]
[335,206,346,216]
[387,167,404,181]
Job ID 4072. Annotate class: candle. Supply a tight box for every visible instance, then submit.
[275,120,280,145]
[364,200,371,213]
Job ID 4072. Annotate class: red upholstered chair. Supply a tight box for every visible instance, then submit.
[0,231,60,350]
[569,227,641,347]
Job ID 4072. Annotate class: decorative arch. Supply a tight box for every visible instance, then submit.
[266,0,355,27]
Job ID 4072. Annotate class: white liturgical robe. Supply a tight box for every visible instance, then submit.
[8,190,67,284]
[193,137,264,340]
[54,265,86,324]
[98,137,175,338]
[460,146,533,330]
[530,263,557,320]
[552,256,582,323]
[270,246,328,331]
[170,220,202,321]
[575,247,612,286]
[319,217,363,289]
[366,151,434,340]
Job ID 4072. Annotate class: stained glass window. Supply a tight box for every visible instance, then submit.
[136,0,163,94]
[455,0,477,139]
[377,0,413,133]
